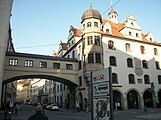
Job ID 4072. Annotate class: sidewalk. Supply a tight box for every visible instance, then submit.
[134,113,161,120]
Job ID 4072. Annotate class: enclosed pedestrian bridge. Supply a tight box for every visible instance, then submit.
[3,51,79,87]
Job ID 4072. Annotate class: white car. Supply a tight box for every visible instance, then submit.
[50,103,59,111]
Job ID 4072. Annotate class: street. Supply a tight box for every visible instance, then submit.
[1,105,161,120]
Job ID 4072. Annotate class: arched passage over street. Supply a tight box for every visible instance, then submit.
[127,90,139,109]
[2,74,77,87]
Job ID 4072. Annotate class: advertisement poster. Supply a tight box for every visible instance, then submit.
[93,98,110,120]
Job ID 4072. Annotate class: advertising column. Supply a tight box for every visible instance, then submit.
[91,68,113,120]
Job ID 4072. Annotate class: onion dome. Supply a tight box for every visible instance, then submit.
[81,7,102,23]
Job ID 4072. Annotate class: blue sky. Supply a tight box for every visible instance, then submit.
[11,0,161,55]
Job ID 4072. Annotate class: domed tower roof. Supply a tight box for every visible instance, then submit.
[81,7,102,23]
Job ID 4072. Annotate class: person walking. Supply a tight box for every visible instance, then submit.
[76,100,80,112]
[28,105,49,120]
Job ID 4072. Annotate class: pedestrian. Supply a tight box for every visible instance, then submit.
[76,100,80,112]
[28,105,49,120]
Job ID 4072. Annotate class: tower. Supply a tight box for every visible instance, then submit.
[108,8,118,24]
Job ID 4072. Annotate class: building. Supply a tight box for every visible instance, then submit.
[55,6,161,110]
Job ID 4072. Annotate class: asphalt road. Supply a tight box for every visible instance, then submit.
[1,105,161,120]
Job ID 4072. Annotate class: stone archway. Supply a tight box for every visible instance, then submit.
[113,90,122,110]
[127,90,139,109]
[158,89,161,108]
[143,89,153,107]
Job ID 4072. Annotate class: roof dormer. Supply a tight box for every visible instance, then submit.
[145,32,155,42]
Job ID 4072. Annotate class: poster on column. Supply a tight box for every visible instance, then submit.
[93,98,110,120]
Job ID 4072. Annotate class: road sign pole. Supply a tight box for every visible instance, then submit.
[91,71,94,120]
[109,67,114,120]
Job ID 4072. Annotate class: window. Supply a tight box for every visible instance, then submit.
[79,76,82,86]
[25,60,33,67]
[39,61,47,68]
[140,46,145,54]
[127,58,133,67]
[106,29,109,33]
[136,33,139,37]
[57,85,59,92]
[150,38,152,42]
[142,60,148,69]
[87,22,92,27]
[79,60,82,70]
[95,53,101,63]
[158,75,161,84]
[88,53,94,63]
[131,22,134,26]
[94,22,98,27]
[112,73,118,84]
[154,48,158,55]
[9,59,18,66]
[87,36,93,45]
[109,56,117,66]
[128,74,135,84]
[66,64,73,70]
[72,51,75,58]
[155,61,160,70]
[60,84,62,91]
[94,36,101,46]
[125,43,131,52]
[83,24,85,29]
[53,63,60,69]
[144,75,150,84]
[129,31,132,36]
[108,40,115,49]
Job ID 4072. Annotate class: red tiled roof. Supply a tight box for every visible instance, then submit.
[74,28,81,37]
[102,19,124,37]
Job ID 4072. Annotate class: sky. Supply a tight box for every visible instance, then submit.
[11,0,161,55]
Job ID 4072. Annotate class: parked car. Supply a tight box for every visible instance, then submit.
[50,103,59,111]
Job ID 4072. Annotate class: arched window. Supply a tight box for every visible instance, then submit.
[144,75,150,84]
[109,56,117,66]
[142,60,148,69]
[127,58,133,67]
[158,75,161,84]
[136,33,139,37]
[87,22,92,27]
[125,43,131,52]
[108,40,115,50]
[94,22,98,27]
[79,76,82,86]
[128,74,135,84]
[154,48,158,55]
[112,73,118,84]
[129,31,132,36]
[140,46,145,54]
